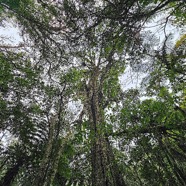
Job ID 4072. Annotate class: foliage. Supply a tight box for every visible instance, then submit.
[0,0,186,185]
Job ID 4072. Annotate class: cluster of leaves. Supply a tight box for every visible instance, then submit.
[116,34,186,185]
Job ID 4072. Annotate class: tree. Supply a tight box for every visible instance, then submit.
[0,0,186,185]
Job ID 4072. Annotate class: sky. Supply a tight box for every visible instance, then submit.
[0,21,22,45]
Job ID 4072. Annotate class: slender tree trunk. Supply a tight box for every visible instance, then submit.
[0,158,23,186]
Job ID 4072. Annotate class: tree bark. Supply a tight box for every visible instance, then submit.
[86,66,126,186]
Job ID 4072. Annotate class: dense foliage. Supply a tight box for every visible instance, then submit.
[0,0,186,185]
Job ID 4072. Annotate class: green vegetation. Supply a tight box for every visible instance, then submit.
[0,0,186,185]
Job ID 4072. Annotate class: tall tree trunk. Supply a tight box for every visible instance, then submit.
[86,66,126,186]
[91,137,126,186]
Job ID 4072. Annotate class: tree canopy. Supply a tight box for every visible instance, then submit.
[0,0,186,185]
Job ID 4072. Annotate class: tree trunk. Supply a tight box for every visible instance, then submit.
[86,66,126,186]
[0,158,23,186]
[91,137,126,186]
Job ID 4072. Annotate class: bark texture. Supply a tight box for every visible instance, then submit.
[85,65,126,186]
